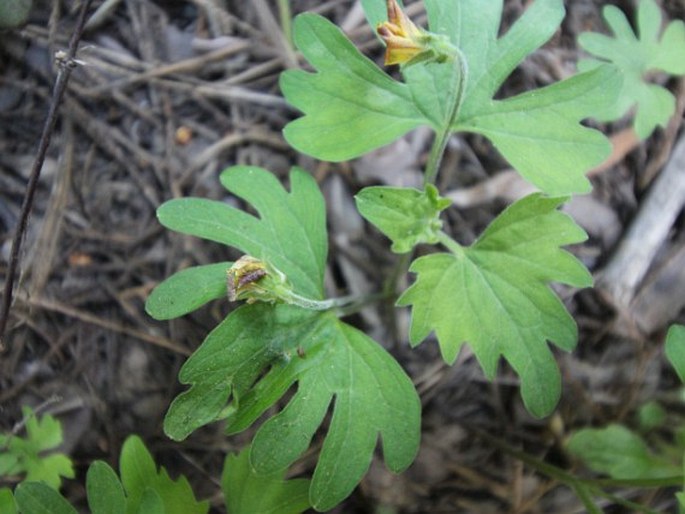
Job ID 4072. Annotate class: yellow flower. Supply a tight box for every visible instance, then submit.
[376,0,428,65]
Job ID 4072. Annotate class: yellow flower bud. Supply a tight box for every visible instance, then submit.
[376,0,427,65]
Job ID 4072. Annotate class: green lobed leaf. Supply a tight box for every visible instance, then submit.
[578,0,685,139]
[567,424,681,479]
[164,304,323,441]
[157,166,327,300]
[164,304,420,511]
[0,407,74,489]
[666,324,685,384]
[458,65,620,195]
[87,461,126,514]
[145,262,231,320]
[398,194,592,417]
[23,454,74,490]
[355,184,451,253]
[23,406,63,452]
[222,447,310,514]
[285,1,619,195]
[14,482,76,514]
[120,435,208,514]
[280,13,423,161]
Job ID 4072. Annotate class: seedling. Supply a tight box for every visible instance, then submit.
[3,433,299,514]
[145,0,685,510]
[0,406,74,490]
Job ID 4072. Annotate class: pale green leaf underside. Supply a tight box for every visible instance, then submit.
[145,262,231,320]
[665,324,685,384]
[164,304,420,512]
[567,425,680,479]
[285,1,618,195]
[398,194,592,417]
[458,65,620,195]
[222,448,310,514]
[355,184,451,253]
[281,14,422,161]
[157,166,327,300]
[578,0,685,139]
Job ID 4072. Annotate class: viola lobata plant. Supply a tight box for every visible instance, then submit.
[146,0,683,510]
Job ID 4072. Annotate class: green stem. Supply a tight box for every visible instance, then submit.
[285,291,358,311]
[284,291,390,313]
[423,48,468,186]
[437,231,464,256]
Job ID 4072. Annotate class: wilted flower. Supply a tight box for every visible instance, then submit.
[376,0,429,65]
[227,256,289,304]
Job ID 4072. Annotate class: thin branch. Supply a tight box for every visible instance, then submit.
[0,0,94,348]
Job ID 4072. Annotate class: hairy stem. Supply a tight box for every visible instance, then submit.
[285,291,374,312]
[437,231,465,256]
[423,48,468,186]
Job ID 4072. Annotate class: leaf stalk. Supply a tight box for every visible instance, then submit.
[423,48,468,186]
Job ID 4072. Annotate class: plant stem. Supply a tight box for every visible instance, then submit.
[437,231,464,256]
[0,0,93,349]
[423,48,468,186]
[286,292,368,311]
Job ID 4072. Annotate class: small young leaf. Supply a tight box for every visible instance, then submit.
[119,436,156,511]
[157,166,327,300]
[145,262,232,320]
[24,406,63,452]
[164,305,420,511]
[23,454,74,491]
[0,407,74,489]
[578,0,685,139]
[284,2,620,195]
[120,435,208,514]
[0,487,17,514]
[398,194,592,417]
[355,184,451,253]
[87,461,126,514]
[567,424,681,479]
[222,447,310,514]
[14,482,77,514]
[666,324,685,384]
